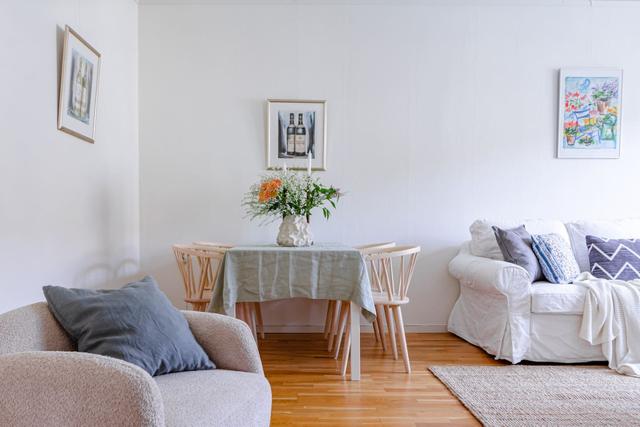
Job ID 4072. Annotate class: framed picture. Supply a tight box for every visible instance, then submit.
[58,26,101,143]
[267,99,327,170]
[557,68,622,159]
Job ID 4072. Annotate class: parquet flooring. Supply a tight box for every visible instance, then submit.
[260,332,506,426]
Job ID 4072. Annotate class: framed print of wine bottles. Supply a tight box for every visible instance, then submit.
[267,99,327,171]
[58,26,101,143]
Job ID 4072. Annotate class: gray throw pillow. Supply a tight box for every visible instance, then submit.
[492,225,543,281]
[43,276,214,376]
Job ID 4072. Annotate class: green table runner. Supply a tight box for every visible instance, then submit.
[207,243,375,322]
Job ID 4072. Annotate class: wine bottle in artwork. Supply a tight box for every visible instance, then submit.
[72,60,84,117]
[295,113,307,156]
[286,113,296,156]
[79,60,89,119]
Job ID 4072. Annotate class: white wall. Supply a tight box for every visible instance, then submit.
[139,0,640,331]
[0,0,139,313]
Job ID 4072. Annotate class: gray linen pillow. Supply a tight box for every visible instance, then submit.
[43,276,214,376]
[492,225,543,281]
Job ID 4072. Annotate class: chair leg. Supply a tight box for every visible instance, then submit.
[333,302,349,359]
[248,303,258,342]
[375,305,387,352]
[324,300,335,339]
[254,303,265,339]
[238,303,256,341]
[384,305,398,360]
[393,306,411,373]
[340,310,351,377]
[235,303,245,322]
[372,316,380,342]
[328,301,342,352]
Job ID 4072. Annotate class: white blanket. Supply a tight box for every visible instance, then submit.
[576,272,640,377]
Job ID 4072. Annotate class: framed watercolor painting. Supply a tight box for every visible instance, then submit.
[557,68,622,159]
[58,26,101,143]
[266,99,327,170]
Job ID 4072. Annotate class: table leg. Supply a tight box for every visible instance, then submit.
[350,302,360,381]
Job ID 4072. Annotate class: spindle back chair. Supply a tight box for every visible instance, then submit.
[325,243,396,358]
[173,244,227,312]
[339,245,420,374]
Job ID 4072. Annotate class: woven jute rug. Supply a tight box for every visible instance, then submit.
[429,365,640,427]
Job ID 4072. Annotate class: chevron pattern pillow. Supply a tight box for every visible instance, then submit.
[586,236,640,280]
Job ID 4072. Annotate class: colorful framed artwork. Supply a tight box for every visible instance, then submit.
[266,99,327,170]
[557,68,622,159]
[58,26,101,143]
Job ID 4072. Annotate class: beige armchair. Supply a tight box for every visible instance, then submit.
[0,303,271,427]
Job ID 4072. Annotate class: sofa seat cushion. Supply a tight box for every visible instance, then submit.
[531,282,586,315]
[155,369,271,427]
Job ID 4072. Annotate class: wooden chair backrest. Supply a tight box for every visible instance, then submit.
[357,242,396,293]
[172,244,227,311]
[355,242,396,254]
[192,241,234,249]
[366,246,420,301]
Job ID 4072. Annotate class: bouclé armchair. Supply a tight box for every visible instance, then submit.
[0,303,271,427]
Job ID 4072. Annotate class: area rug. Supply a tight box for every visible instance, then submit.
[429,365,640,426]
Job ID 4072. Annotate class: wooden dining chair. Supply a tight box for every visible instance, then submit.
[190,241,264,340]
[173,243,264,340]
[331,243,396,365]
[339,245,420,374]
[324,242,396,353]
[173,244,226,312]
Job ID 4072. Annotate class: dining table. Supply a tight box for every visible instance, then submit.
[206,243,375,380]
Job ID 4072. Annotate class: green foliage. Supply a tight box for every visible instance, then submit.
[243,171,341,224]
[591,88,608,101]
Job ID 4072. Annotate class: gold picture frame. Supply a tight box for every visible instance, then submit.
[266,99,327,171]
[57,26,101,143]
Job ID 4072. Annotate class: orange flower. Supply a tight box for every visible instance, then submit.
[258,179,282,202]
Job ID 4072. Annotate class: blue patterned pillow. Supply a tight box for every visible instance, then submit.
[586,236,640,280]
[531,234,580,284]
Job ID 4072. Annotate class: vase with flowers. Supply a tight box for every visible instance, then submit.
[564,121,578,146]
[243,168,340,247]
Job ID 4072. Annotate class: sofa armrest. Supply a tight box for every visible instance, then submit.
[448,244,533,363]
[183,310,264,375]
[0,302,74,355]
[0,351,164,427]
[449,243,532,297]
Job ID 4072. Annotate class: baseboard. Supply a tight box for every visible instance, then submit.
[261,323,448,333]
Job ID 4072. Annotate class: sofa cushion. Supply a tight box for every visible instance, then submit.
[586,236,640,280]
[531,282,586,314]
[155,369,271,427]
[492,225,543,281]
[470,219,570,260]
[565,219,640,272]
[565,221,627,273]
[614,218,640,236]
[43,276,214,377]
[532,234,580,284]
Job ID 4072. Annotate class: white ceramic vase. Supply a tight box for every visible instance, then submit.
[277,215,313,247]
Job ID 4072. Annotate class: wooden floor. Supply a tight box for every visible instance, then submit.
[259,332,506,426]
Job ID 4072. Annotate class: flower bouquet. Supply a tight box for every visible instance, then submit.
[243,170,340,246]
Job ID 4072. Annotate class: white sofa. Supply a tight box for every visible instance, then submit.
[447,218,640,364]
